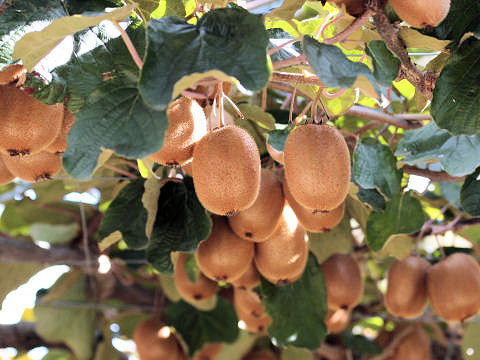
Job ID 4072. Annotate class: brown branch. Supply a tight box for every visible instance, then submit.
[373,9,437,100]
[324,8,375,45]
[112,21,143,69]
[346,105,423,129]
[402,165,465,182]
[268,81,313,99]
[0,322,69,350]
[272,54,308,70]
[271,72,326,87]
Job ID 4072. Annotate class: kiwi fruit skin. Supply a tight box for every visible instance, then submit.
[150,96,207,166]
[133,317,186,360]
[192,125,261,216]
[2,151,62,182]
[0,156,15,184]
[390,0,450,28]
[283,178,344,233]
[193,342,223,360]
[196,216,255,282]
[254,204,309,285]
[321,253,363,310]
[0,86,63,156]
[427,252,480,322]
[385,256,430,319]
[325,308,351,334]
[0,64,26,85]
[242,349,278,360]
[233,287,265,318]
[235,303,272,334]
[283,124,350,212]
[45,107,75,154]
[391,327,431,360]
[231,261,260,290]
[174,253,218,303]
[228,169,284,242]
[327,0,364,16]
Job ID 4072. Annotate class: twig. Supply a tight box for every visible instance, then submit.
[402,165,465,182]
[111,20,143,69]
[268,82,312,99]
[324,9,375,45]
[272,54,308,70]
[346,105,423,129]
[271,71,326,87]
[103,163,138,179]
[268,38,300,55]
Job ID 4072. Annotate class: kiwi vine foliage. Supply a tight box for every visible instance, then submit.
[1,0,480,359]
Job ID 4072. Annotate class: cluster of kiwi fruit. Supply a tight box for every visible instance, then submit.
[385,252,480,322]
[327,0,450,28]
[0,65,74,184]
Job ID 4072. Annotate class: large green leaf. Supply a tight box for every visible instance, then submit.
[309,217,353,264]
[431,38,480,135]
[260,253,328,350]
[29,222,79,245]
[35,272,96,360]
[396,122,480,177]
[0,262,43,307]
[139,7,271,111]
[365,40,400,86]
[366,192,424,251]
[342,333,382,355]
[267,127,290,152]
[460,168,480,216]
[99,179,148,249]
[462,322,480,360]
[165,297,239,356]
[353,138,402,199]
[146,177,212,274]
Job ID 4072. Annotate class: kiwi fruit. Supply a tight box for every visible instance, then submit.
[427,252,480,322]
[231,261,260,290]
[2,151,62,182]
[150,96,207,166]
[196,216,255,282]
[233,287,265,318]
[254,204,309,285]
[242,349,278,360]
[283,124,350,212]
[325,308,351,334]
[327,0,364,16]
[0,156,14,184]
[192,125,261,216]
[0,86,63,156]
[385,255,430,319]
[391,326,431,360]
[236,304,272,333]
[45,107,75,154]
[228,169,284,242]
[0,64,26,85]
[193,342,223,360]
[133,317,186,360]
[321,253,363,310]
[283,178,344,233]
[390,0,450,28]
[174,253,218,302]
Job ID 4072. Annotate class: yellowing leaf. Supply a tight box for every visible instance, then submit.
[21,307,36,322]
[399,28,451,51]
[377,234,413,260]
[98,230,122,251]
[14,4,137,70]
[142,175,169,238]
[172,70,239,100]
[217,331,258,360]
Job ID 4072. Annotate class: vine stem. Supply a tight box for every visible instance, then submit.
[272,54,308,70]
[346,105,423,129]
[271,71,326,87]
[103,163,138,179]
[112,20,143,69]
[402,165,465,182]
[267,38,300,55]
[323,8,375,45]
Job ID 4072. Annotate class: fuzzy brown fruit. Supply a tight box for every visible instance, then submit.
[283,178,344,232]
[192,125,261,216]
[390,0,450,28]
[254,204,309,285]
[196,216,255,282]
[193,342,223,360]
[325,308,351,334]
[174,253,218,302]
[321,253,363,310]
[0,64,26,85]
[133,317,185,360]
[236,304,272,334]
[427,253,480,322]
[149,96,207,166]
[231,261,260,290]
[0,156,14,184]
[45,107,75,154]
[0,86,63,156]
[327,0,364,16]
[2,151,62,182]
[228,169,284,242]
[233,287,265,318]
[385,256,430,319]
[391,327,431,360]
[283,124,350,212]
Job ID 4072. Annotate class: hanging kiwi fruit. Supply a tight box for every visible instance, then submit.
[390,326,431,360]
[45,107,75,154]
[390,0,450,28]
[230,261,260,290]
[325,308,351,334]
[2,151,62,182]
[0,156,15,184]
[326,0,364,17]
[0,64,27,85]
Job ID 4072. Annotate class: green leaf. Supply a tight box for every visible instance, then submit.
[353,138,402,199]
[357,187,386,211]
[366,192,424,251]
[146,177,212,274]
[217,330,258,360]
[462,322,480,360]
[185,253,201,283]
[281,346,314,360]
[260,253,328,350]
[99,179,148,249]
[378,234,414,260]
[341,333,382,355]
[440,182,462,207]
[431,38,480,135]
[35,272,96,360]
[0,262,43,307]
[396,122,480,177]
[398,28,451,51]
[165,297,239,356]
[13,5,137,70]
[309,217,353,264]
[139,8,271,111]
[365,40,400,86]
[29,223,79,245]
[303,36,378,92]
[267,127,290,152]
[460,168,480,216]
